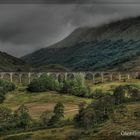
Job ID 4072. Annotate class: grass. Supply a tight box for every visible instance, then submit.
[1,102,140,140]
[88,79,140,93]
[90,102,140,140]
[1,79,140,120]
[0,80,140,140]
[1,88,92,120]
[1,126,79,140]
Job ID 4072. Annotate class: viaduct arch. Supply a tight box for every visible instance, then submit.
[0,71,139,84]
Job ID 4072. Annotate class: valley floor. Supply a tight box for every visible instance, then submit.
[0,79,140,140]
[1,102,140,140]
[2,89,91,120]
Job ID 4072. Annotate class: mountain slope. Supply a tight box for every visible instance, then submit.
[22,16,140,71]
[0,51,31,71]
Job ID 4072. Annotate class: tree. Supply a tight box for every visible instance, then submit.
[54,102,64,118]
[0,106,14,131]
[61,74,90,97]
[74,102,98,129]
[27,74,60,92]
[134,110,140,118]
[48,102,64,126]
[82,108,97,129]
[0,79,15,92]
[110,105,128,123]
[74,103,86,128]
[14,105,32,129]
[0,106,13,123]
[90,95,115,123]
[92,89,105,99]
[129,88,140,101]
[74,95,115,129]
[0,80,15,104]
[113,86,125,105]
[0,92,5,103]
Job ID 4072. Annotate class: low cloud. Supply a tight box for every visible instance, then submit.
[0,2,140,57]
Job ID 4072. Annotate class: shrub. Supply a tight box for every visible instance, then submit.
[0,89,5,103]
[113,85,140,103]
[74,95,115,129]
[0,106,13,123]
[0,105,34,132]
[127,86,140,102]
[134,110,140,118]
[14,105,32,129]
[0,80,15,103]
[113,86,126,105]
[48,102,64,127]
[91,89,105,99]
[0,106,14,131]
[0,79,15,92]
[110,105,128,123]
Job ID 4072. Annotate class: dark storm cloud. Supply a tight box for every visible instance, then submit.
[0,0,140,57]
[0,0,140,4]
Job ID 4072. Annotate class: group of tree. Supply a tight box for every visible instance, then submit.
[0,79,16,103]
[0,79,15,92]
[60,74,91,97]
[0,105,32,131]
[27,74,61,92]
[74,95,115,129]
[0,102,64,133]
[74,85,140,130]
[0,89,5,104]
[27,74,92,98]
[113,85,140,103]
[27,74,140,101]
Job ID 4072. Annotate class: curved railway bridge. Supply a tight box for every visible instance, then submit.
[0,71,139,84]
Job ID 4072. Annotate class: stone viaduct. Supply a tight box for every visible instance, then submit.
[0,71,139,84]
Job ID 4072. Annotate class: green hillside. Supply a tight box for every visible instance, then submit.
[22,16,140,71]
[0,51,31,72]
[1,80,140,140]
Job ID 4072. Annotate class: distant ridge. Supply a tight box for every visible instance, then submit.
[22,16,140,71]
[0,51,31,72]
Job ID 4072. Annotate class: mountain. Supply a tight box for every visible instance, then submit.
[0,51,31,72]
[22,16,140,71]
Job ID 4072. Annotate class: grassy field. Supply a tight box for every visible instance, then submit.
[89,79,140,92]
[1,79,140,120]
[0,79,140,140]
[0,126,78,140]
[2,80,140,119]
[1,102,140,140]
[1,87,92,120]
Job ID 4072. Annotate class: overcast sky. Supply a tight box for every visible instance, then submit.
[0,0,140,57]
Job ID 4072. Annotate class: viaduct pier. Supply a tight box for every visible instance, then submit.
[0,71,139,84]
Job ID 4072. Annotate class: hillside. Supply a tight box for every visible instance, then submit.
[0,51,31,72]
[22,16,140,71]
[1,80,140,140]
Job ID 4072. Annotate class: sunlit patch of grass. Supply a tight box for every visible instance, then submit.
[4,90,92,105]
[1,126,79,140]
[88,79,140,93]
[1,89,92,120]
